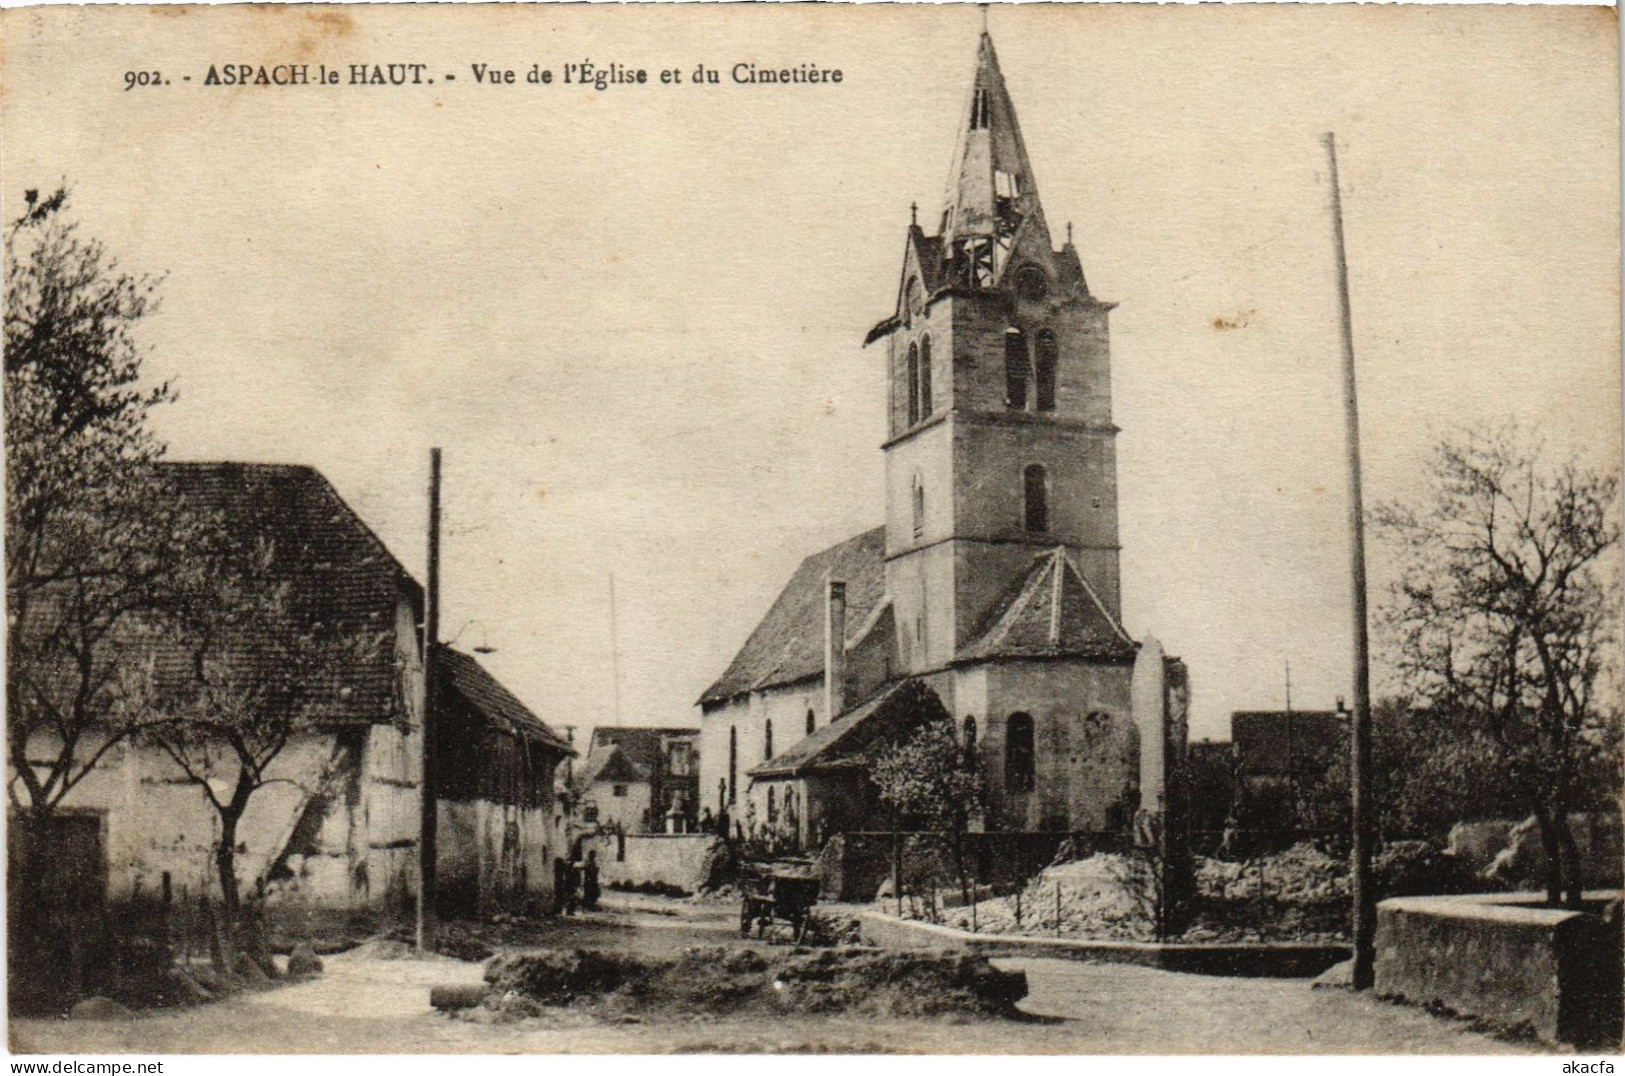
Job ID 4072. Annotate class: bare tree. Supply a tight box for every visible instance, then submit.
[1375,425,1620,907]
[141,531,387,968]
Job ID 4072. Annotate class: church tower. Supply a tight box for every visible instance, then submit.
[869,32,1124,676]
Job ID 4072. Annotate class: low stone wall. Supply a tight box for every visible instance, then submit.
[858,910,1347,978]
[1375,891,1622,1046]
[592,833,720,894]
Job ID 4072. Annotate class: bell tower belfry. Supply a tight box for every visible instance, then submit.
[867,31,1124,677]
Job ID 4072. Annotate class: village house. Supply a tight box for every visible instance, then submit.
[8,462,573,957]
[573,726,700,835]
[699,33,1190,848]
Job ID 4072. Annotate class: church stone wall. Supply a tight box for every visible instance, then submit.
[942,292,1113,426]
[884,418,956,558]
[698,695,747,819]
[884,541,958,673]
[887,314,955,436]
[699,681,827,824]
[958,659,1137,831]
[950,421,1117,550]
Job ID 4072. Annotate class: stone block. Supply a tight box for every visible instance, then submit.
[1375,892,1623,1046]
[429,983,489,1011]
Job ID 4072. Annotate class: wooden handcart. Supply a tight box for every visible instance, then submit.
[739,862,820,943]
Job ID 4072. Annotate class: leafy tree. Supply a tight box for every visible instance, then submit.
[871,715,986,831]
[1291,699,1522,840]
[871,716,986,904]
[1374,425,1620,906]
[5,186,175,824]
[4,187,185,1005]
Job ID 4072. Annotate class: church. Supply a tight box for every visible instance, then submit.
[698,31,1188,845]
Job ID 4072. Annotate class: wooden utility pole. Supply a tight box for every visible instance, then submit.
[1324,133,1375,989]
[417,447,442,954]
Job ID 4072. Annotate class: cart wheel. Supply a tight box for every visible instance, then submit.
[740,902,753,938]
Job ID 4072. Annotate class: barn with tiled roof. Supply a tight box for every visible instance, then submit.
[21,461,574,930]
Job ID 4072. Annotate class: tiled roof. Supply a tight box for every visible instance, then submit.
[578,726,697,788]
[700,527,887,705]
[958,547,1136,663]
[437,645,573,755]
[749,678,948,779]
[582,745,642,785]
[144,462,417,726]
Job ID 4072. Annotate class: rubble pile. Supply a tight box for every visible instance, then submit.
[772,947,1027,1018]
[1196,843,1348,904]
[926,844,1359,942]
[949,854,1155,941]
[466,945,1026,1022]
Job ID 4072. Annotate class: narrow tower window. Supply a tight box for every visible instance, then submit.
[919,336,934,420]
[1005,712,1035,793]
[906,342,921,427]
[764,719,773,761]
[806,708,816,736]
[912,475,925,539]
[728,727,738,805]
[1024,464,1049,533]
[1035,330,1058,412]
[1005,328,1029,410]
[963,715,978,764]
[971,87,991,130]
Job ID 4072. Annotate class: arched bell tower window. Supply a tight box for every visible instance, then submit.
[919,336,933,420]
[1024,464,1049,533]
[1035,330,1058,412]
[912,474,925,539]
[906,342,921,427]
[806,708,816,736]
[1005,712,1035,793]
[963,715,978,765]
[764,719,773,761]
[1005,328,1028,410]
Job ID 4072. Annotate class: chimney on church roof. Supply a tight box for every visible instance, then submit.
[824,577,848,722]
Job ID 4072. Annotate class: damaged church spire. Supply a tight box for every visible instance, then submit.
[940,31,1058,288]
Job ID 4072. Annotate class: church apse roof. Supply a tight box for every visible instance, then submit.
[699,527,887,706]
[958,547,1137,664]
[749,678,948,780]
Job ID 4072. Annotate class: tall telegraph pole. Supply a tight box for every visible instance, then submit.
[417,447,442,953]
[1323,133,1375,989]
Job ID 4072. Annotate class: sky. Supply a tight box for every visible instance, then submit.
[3,3,1618,743]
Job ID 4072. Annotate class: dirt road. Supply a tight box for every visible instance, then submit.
[10,896,1540,1055]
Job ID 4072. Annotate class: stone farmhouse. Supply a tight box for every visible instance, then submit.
[573,726,701,835]
[698,33,1189,847]
[9,462,573,952]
